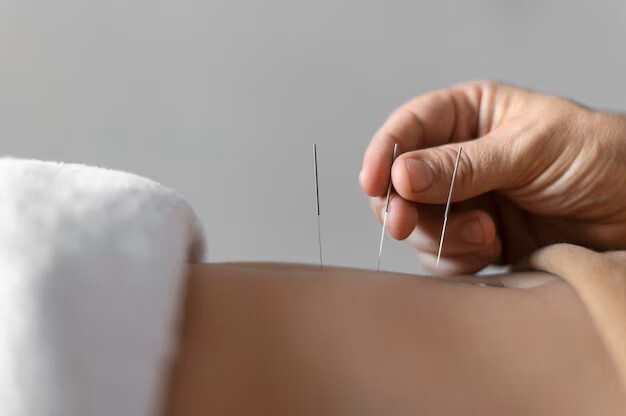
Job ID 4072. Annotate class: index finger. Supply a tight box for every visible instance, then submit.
[359,81,490,197]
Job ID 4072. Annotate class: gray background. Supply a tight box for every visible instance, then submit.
[2,0,625,273]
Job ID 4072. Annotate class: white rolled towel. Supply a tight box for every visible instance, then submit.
[0,158,205,416]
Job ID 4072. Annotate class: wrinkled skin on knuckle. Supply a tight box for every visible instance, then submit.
[504,101,626,222]
[550,110,620,215]
[455,149,476,193]
[425,147,466,197]
[503,106,576,191]
[592,111,626,163]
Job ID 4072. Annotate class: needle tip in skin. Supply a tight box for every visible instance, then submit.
[313,144,323,270]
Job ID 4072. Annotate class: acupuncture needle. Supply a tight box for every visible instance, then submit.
[377,143,399,272]
[313,144,323,269]
[436,147,463,269]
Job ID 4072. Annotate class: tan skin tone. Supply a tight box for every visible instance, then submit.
[163,82,626,413]
[527,244,626,390]
[165,259,626,416]
[360,81,626,275]
[358,79,626,386]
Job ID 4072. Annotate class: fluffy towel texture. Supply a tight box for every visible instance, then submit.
[0,159,205,416]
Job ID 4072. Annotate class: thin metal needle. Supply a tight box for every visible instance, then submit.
[436,147,463,268]
[313,144,323,269]
[377,143,398,271]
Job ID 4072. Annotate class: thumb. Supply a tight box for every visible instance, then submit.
[391,134,516,204]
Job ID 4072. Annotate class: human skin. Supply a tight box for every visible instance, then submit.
[528,244,626,390]
[360,81,626,275]
[164,263,626,415]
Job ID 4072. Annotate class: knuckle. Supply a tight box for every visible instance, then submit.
[383,108,424,150]
[378,128,403,147]
[433,147,476,192]
[477,79,502,93]
[457,149,476,190]
[456,79,501,95]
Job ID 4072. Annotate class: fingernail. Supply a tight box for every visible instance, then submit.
[404,159,433,193]
[462,219,484,244]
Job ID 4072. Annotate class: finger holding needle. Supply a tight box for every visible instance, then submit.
[377,144,399,271]
[436,147,463,269]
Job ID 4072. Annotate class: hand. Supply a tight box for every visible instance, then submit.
[359,81,626,275]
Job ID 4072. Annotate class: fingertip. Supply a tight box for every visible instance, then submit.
[358,168,369,194]
[361,138,397,197]
[360,165,388,197]
[418,253,474,276]
[358,167,371,195]
[388,197,417,240]
[421,250,495,277]
[477,238,502,264]
[476,212,497,245]
[369,196,385,223]
[391,155,414,201]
